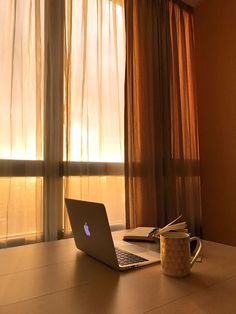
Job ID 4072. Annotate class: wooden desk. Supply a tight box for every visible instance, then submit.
[1,231,236,314]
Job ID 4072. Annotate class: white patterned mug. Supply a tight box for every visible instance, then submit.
[160,232,202,277]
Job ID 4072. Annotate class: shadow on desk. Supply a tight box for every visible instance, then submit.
[72,252,120,312]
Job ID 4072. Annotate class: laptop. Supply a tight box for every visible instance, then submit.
[65,198,160,271]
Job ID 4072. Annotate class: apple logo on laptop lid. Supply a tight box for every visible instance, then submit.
[83,222,91,237]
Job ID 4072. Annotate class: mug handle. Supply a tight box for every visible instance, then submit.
[190,236,202,267]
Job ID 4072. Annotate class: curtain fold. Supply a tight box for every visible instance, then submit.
[169,1,202,235]
[125,0,171,228]
[125,0,202,235]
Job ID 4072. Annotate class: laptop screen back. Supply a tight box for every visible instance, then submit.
[65,198,119,269]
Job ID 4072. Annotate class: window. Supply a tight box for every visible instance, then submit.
[0,0,125,246]
[63,0,125,234]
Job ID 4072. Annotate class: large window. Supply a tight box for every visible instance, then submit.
[0,0,125,247]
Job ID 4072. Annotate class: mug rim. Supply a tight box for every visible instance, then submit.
[160,231,189,239]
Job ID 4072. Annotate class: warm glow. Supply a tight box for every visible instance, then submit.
[0,0,125,243]
[0,177,43,241]
[64,176,125,231]
[65,0,125,162]
[0,0,44,161]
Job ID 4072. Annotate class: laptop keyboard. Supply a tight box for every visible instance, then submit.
[115,247,148,266]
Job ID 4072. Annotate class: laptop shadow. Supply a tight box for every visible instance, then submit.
[69,252,123,312]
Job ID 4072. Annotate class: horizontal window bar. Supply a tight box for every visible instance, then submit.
[0,160,124,176]
[63,161,124,176]
[0,159,200,177]
[0,160,44,176]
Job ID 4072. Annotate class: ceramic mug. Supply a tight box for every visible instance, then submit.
[160,232,202,277]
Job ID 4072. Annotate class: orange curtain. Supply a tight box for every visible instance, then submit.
[125,0,202,235]
[169,1,202,235]
[125,0,172,228]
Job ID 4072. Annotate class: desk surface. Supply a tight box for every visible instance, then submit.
[1,231,236,314]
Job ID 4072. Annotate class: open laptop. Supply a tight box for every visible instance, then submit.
[65,198,161,271]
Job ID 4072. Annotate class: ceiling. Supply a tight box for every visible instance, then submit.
[182,0,205,7]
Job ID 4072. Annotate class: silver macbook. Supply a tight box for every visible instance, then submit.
[65,198,160,271]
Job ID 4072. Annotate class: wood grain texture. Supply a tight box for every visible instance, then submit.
[1,232,236,313]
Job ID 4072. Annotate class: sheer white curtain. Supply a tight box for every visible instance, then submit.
[0,0,44,247]
[63,0,126,233]
[65,0,125,162]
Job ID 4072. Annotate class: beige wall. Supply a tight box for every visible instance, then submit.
[194,0,236,245]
